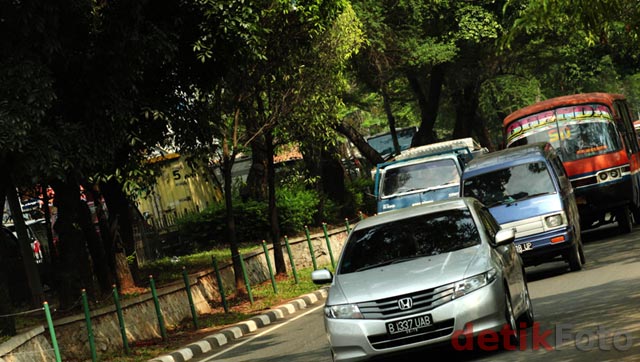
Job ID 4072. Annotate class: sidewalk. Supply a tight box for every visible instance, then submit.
[148,288,328,362]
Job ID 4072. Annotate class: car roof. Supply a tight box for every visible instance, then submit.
[354,197,477,231]
[462,142,551,179]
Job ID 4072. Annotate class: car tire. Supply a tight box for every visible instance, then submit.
[633,205,640,226]
[504,291,519,347]
[518,282,535,328]
[567,241,583,271]
[616,206,633,234]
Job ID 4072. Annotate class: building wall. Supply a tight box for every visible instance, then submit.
[137,154,221,230]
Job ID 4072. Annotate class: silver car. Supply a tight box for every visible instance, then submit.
[312,197,534,361]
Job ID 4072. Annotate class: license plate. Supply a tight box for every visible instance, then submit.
[516,242,533,253]
[386,314,433,335]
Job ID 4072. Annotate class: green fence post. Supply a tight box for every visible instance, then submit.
[182,267,200,330]
[322,223,336,269]
[262,241,278,294]
[304,226,318,270]
[112,286,130,354]
[212,257,229,313]
[81,289,98,362]
[283,236,299,284]
[237,253,254,305]
[43,301,62,362]
[149,275,168,340]
[345,218,351,233]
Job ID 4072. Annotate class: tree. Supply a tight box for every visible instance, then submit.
[192,0,363,276]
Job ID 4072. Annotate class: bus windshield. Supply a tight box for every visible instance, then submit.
[505,104,622,162]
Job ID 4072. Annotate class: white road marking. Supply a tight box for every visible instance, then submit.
[200,304,325,361]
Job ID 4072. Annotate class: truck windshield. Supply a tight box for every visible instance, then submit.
[462,162,556,208]
[338,209,480,274]
[506,104,621,162]
[381,158,459,197]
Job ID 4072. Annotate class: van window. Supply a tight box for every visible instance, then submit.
[463,161,556,208]
[338,209,480,274]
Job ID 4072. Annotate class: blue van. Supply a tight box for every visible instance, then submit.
[460,143,585,271]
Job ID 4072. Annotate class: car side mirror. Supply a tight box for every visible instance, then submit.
[494,228,516,246]
[311,269,334,285]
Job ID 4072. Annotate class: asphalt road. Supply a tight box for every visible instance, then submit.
[192,223,640,362]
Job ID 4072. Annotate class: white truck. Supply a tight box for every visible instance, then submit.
[373,138,487,213]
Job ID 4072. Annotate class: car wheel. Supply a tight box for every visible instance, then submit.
[616,206,633,234]
[518,282,535,328]
[633,206,640,225]
[504,291,519,346]
[567,241,583,271]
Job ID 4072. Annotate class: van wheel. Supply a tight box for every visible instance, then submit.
[616,206,633,234]
[632,206,640,225]
[567,242,583,271]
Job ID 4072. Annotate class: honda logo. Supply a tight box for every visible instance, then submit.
[398,297,413,310]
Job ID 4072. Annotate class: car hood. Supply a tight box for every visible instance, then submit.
[329,245,490,305]
[488,194,562,224]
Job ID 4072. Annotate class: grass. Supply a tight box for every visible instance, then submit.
[139,243,263,284]
[100,265,328,362]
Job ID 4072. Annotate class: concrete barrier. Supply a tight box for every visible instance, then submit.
[0,226,349,361]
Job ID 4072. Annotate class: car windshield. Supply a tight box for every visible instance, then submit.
[463,161,556,207]
[367,128,416,159]
[338,208,480,275]
[506,104,621,162]
[381,159,459,197]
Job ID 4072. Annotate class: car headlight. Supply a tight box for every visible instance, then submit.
[452,269,497,299]
[545,214,563,228]
[324,304,364,319]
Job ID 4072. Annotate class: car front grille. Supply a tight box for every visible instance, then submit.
[356,283,455,320]
[367,318,455,350]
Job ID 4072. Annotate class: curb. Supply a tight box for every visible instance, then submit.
[148,288,328,362]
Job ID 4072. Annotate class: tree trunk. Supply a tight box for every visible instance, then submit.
[89,186,116,285]
[79,190,113,295]
[335,120,384,166]
[101,179,138,291]
[109,217,137,292]
[409,65,446,147]
[242,128,268,202]
[50,177,93,308]
[452,85,494,150]
[0,189,16,337]
[222,153,246,293]
[452,86,474,139]
[381,86,401,157]
[6,184,44,306]
[265,130,286,275]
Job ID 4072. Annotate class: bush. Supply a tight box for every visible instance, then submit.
[276,186,319,232]
[343,177,376,217]
[176,186,320,249]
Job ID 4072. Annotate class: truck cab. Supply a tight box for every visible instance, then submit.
[373,138,486,214]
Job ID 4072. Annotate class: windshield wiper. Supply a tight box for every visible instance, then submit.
[505,192,552,206]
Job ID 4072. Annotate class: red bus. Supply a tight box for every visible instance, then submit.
[503,93,640,234]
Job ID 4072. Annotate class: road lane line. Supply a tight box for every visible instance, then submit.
[201,304,325,361]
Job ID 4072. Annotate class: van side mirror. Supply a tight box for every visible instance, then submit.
[311,269,334,284]
[494,228,516,246]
